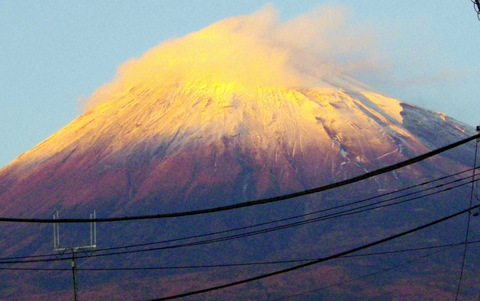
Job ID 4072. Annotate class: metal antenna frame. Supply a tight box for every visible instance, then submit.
[53,211,97,301]
[53,211,97,252]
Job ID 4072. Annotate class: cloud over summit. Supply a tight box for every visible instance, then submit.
[84,4,382,110]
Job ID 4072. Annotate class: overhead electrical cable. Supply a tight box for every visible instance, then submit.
[83,173,476,256]
[146,203,480,300]
[2,239,479,272]
[0,245,473,301]
[90,168,478,253]
[1,176,477,266]
[0,167,476,263]
[5,202,466,297]
[1,133,478,224]
[2,168,475,265]
[1,177,475,266]
[0,171,473,265]
[76,178,480,254]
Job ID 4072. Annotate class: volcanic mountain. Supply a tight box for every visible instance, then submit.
[1,6,479,301]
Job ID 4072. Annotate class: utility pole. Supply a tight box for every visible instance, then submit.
[71,249,78,301]
[53,211,97,301]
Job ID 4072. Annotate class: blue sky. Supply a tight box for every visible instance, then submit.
[1,1,479,168]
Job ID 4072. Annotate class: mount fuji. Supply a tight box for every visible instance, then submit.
[0,6,479,301]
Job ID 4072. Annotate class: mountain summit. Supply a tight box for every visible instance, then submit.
[0,5,478,301]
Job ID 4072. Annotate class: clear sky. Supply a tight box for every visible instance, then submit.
[1,1,479,168]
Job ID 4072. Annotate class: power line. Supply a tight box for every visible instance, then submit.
[86,176,475,258]
[0,243,472,300]
[72,168,475,259]
[3,167,473,263]
[2,176,475,266]
[93,167,477,253]
[2,239,479,272]
[1,175,476,266]
[86,178,479,256]
[147,203,480,300]
[1,133,479,224]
